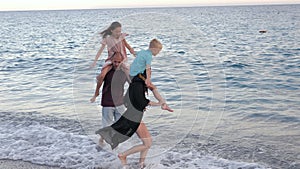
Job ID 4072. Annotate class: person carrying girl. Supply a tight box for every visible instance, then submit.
[90,21,135,103]
[96,38,173,169]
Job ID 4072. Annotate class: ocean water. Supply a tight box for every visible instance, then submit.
[0,5,299,169]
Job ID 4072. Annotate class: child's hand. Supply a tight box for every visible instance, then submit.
[130,48,136,57]
[90,62,97,68]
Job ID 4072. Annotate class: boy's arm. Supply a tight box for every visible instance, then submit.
[145,65,151,87]
[90,44,105,68]
[123,39,135,56]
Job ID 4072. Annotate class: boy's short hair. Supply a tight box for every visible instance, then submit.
[149,39,163,49]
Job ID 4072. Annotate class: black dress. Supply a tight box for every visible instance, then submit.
[95,73,149,149]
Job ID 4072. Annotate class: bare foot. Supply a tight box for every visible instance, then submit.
[139,162,145,169]
[99,137,105,146]
[90,95,97,103]
[161,103,174,112]
[118,153,127,167]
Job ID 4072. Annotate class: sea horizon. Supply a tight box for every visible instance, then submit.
[0,3,299,12]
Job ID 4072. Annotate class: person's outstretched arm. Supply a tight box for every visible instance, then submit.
[123,39,135,56]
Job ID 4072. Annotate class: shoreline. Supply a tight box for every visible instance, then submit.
[0,160,61,169]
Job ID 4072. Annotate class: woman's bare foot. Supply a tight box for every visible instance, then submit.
[99,137,104,146]
[118,153,127,166]
[139,162,145,169]
[161,103,174,112]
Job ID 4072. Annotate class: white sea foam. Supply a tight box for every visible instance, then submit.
[0,122,120,169]
[0,120,268,169]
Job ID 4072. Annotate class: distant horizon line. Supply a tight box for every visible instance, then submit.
[0,3,299,12]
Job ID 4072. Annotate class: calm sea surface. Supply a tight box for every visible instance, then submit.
[0,5,299,169]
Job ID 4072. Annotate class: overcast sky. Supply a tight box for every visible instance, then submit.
[0,0,299,11]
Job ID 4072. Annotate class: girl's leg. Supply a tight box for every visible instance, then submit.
[90,65,112,103]
[118,122,152,167]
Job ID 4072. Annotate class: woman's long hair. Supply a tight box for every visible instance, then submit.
[100,21,122,39]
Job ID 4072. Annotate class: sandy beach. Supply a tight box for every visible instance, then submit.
[0,160,61,169]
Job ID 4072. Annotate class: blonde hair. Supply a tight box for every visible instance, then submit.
[149,39,163,49]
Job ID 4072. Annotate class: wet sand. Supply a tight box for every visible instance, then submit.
[0,160,61,169]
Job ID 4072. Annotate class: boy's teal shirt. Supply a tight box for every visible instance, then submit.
[129,49,153,76]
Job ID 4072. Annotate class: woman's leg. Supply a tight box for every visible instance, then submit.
[118,122,152,167]
[136,123,152,167]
